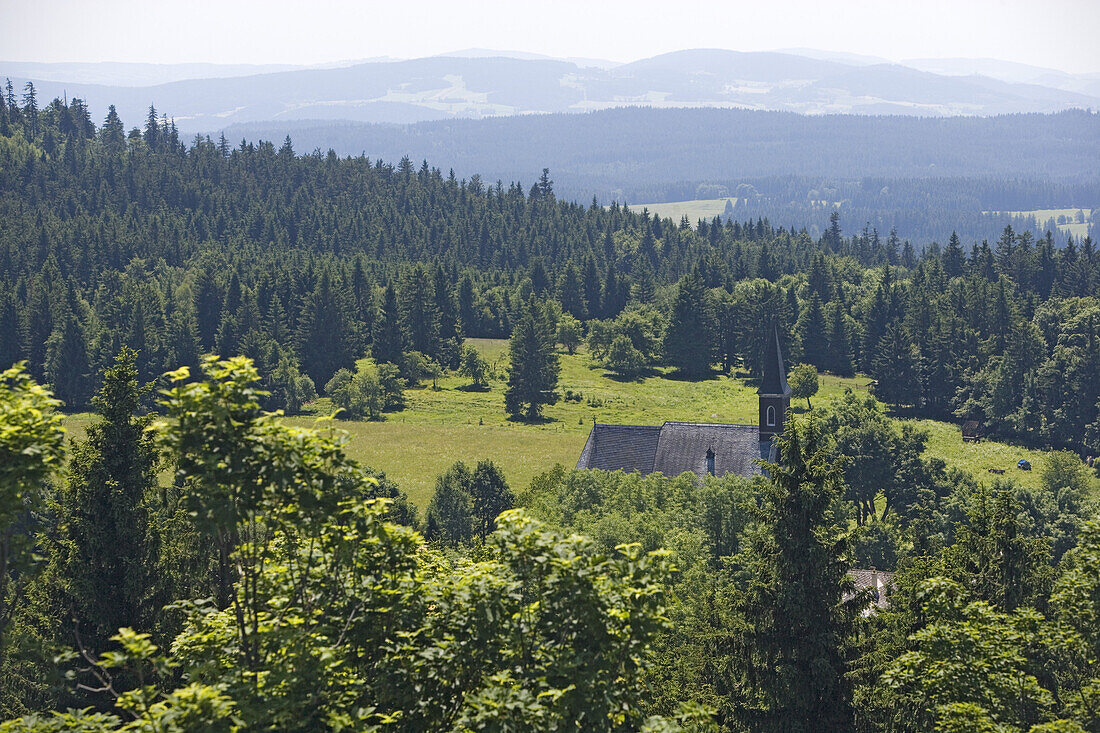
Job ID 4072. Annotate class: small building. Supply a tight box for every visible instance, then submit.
[576,324,791,479]
[962,420,982,443]
[849,568,896,612]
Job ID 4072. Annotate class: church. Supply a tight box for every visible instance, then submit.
[576,324,791,479]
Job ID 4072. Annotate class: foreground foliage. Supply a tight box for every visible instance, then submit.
[0,359,707,731]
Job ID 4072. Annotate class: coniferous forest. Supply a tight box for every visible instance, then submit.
[1,91,1100,731]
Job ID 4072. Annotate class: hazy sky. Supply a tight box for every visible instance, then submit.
[3,0,1099,74]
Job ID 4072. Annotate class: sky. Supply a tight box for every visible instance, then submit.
[2,0,1099,75]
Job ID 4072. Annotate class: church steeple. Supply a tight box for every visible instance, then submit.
[758,323,791,441]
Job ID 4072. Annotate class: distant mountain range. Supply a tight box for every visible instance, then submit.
[3,48,1098,132]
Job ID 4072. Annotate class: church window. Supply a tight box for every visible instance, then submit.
[706,449,715,475]
[766,405,776,426]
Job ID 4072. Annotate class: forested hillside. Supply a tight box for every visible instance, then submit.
[2,92,1100,731]
[1,95,1098,452]
[222,107,1100,243]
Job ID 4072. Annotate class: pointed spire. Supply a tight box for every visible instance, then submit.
[759,322,790,396]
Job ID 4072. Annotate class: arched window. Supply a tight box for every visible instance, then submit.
[706,449,716,476]
[766,405,776,427]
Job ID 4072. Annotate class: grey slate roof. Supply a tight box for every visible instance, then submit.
[849,569,897,612]
[577,421,772,479]
[576,424,662,473]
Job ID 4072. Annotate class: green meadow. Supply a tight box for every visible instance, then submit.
[625,198,733,223]
[984,207,1094,238]
[60,338,1098,508]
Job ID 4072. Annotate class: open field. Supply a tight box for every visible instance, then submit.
[625,198,733,223]
[984,207,1095,238]
[59,338,1099,508]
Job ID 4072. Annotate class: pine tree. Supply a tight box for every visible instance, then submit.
[373,283,405,368]
[44,303,91,409]
[21,82,37,137]
[457,275,478,336]
[603,267,626,319]
[733,417,859,732]
[504,298,559,420]
[192,268,222,352]
[797,294,829,370]
[295,272,357,387]
[943,231,965,279]
[663,273,714,378]
[557,260,587,320]
[870,322,921,407]
[0,287,20,370]
[631,258,657,305]
[399,265,440,359]
[582,256,602,320]
[40,348,158,660]
[825,303,855,377]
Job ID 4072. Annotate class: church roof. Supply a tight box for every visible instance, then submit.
[759,323,791,396]
[577,421,772,479]
[576,424,662,473]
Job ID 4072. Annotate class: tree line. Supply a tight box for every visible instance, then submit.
[0,94,1098,454]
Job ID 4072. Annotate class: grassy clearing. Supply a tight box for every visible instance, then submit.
[58,338,1098,507]
[984,207,1094,238]
[625,198,733,223]
[911,419,1072,492]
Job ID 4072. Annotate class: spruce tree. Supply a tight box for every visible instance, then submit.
[631,258,657,305]
[733,417,860,732]
[21,282,51,382]
[603,267,626,319]
[582,256,602,320]
[40,348,158,659]
[399,265,440,359]
[432,264,458,343]
[457,275,478,336]
[192,267,223,352]
[797,294,829,370]
[943,231,965,279]
[663,273,714,378]
[807,254,832,303]
[557,261,587,320]
[504,298,559,420]
[295,271,357,387]
[870,322,921,407]
[825,303,855,377]
[44,304,91,409]
[0,288,21,370]
[373,283,405,368]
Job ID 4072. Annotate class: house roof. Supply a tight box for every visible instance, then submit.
[849,568,897,611]
[577,421,772,479]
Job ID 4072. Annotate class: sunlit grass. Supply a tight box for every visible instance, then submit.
[59,338,1099,508]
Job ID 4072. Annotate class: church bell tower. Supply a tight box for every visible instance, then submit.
[758,323,791,441]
